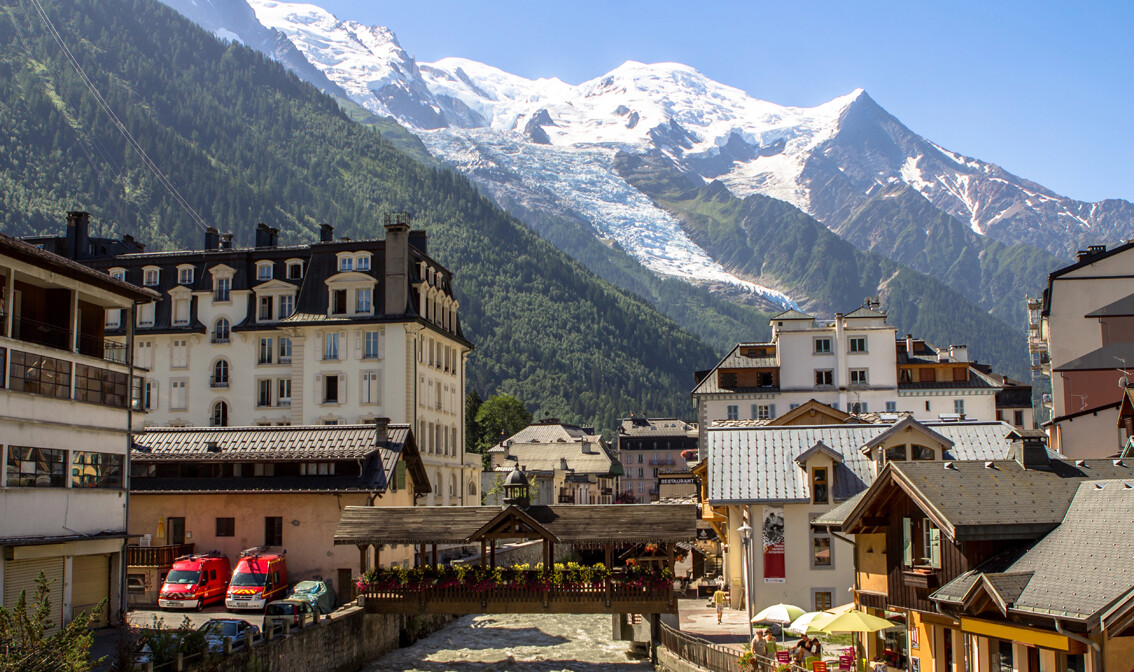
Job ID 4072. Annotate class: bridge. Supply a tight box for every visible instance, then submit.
[334,495,697,616]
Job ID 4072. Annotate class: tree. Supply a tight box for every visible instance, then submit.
[474,394,533,454]
[0,571,104,672]
[464,390,483,454]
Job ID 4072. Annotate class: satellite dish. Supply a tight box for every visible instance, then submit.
[1120,376,1130,389]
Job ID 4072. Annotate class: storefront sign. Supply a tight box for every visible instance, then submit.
[762,507,785,583]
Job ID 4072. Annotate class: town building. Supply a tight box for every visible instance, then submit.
[483,420,620,506]
[28,212,481,507]
[1029,242,1134,457]
[615,417,697,502]
[127,420,428,606]
[703,410,1019,618]
[831,435,1134,672]
[692,303,1030,454]
[0,230,156,629]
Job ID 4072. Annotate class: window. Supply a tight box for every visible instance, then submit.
[258,379,272,407]
[1013,410,1024,426]
[105,308,121,329]
[259,296,272,321]
[287,261,303,279]
[171,340,188,369]
[331,289,347,315]
[10,351,71,399]
[849,336,867,353]
[849,402,867,414]
[265,517,283,546]
[357,255,371,271]
[356,288,372,313]
[213,318,230,343]
[75,364,129,408]
[178,267,194,285]
[257,263,273,281]
[911,444,934,460]
[277,378,291,406]
[278,295,294,319]
[171,379,187,410]
[6,446,65,487]
[324,332,339,360]
[753,404,775,421]
[71,452,123,488]
[726,405,738,421]
[143,268,160,286]
[885,401,897,413]
[109,268,125,282]
[216,518,235,537]
[850,368,868,385]
[214,277,231,302]
[994,640,1014,672]
[902,517,941,568]
[324,375,339,403]
[172,298,189,325]
[363,331,381,359]
[145,380,159,411]
[811,467,829,504]
[814,338,831,354]
[212,360,229,387]
[258,338,273,365]
[812,535,832,567]
[362,371,381,405]
[925,400,931,412]
[278,338,292,363]
[954,399,965,415]
[339,257,353,272]
[211,401,228,427]
[137,302,155,327]
[815,369,833,386]
[885,445,907,463]
[813,591,833,612]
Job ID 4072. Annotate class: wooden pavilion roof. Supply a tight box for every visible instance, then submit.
[334,504,698,546]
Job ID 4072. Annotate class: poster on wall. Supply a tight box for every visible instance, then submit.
[762,507,785,583]
[910,658,920,672]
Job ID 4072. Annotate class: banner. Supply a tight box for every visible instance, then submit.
[762,507,785,583]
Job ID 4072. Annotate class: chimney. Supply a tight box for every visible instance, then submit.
[949,344,968,362]
[255,223,278,248]
[319,224,334,243]
[204,226,220,250]
[905,334,914,354]
[1076,250,1090,262]
[373,417,389,447]
[65,211,90,260]
[384,212,410,315]
[408,229,428,256]
[220,233,233,250]
[1008,432,1051,471]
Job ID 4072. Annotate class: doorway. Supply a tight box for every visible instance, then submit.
[168,517,185,545]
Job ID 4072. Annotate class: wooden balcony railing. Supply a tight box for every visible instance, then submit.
[360,582,674,615]
[126,543,195,568]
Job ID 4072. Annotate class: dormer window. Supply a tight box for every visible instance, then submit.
[177,265,194,285]
[356,288,372,313]
[340,257,353,272]
[172,298,190,326]
[109,267,125,282]
[811,467,829,504]
[142,267,160,286]
[331,290,347,315]
[885,445,906,463]
[279,295,294,319]
[910,444,934,461]
[259,296,273,321]
[257,261,273,281]
[287,261,304,279]
[214,277,231,302]
[357,255,371,271]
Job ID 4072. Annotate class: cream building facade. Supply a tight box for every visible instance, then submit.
[0,228,155,629]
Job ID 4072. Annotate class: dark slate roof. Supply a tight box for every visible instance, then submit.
[618,418,695,437]
[1053,342,1134,371]
[884,459,1134,540]
[0,233,157,302]
[771,309,814,320]
[334,504,698,546]
[707,421,1015,504]
[1085,292,1134,317]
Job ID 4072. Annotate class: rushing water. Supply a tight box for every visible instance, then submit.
[364,613,654,672]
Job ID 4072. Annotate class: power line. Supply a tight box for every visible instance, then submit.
[22,0,212,232]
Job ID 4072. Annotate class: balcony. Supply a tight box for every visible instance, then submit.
[901,567,940,590]
[210,377,229,389]
[11,316,129,365]
[126,543,195,568]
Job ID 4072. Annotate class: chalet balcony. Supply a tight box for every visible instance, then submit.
[901,567,940,590]
[126,543,195,568]
[360,581,674,615]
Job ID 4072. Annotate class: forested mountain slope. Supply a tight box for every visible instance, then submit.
[0,0,729,429]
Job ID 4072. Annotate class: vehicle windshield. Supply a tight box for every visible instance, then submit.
[266,603,294,615]
[164,570,201,585]
[200,621,239,638]
[230,571,266,587]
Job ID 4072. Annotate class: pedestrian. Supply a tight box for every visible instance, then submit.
[713,588,726,624]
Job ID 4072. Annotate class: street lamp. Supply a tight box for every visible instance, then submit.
[737,522,754,642]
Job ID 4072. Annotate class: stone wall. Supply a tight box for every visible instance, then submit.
[203,606,452,672]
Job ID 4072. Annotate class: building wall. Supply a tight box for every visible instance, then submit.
[130,492,415,584]
[1059,369,1129,419]
[1049,408,1125,458]
[1044,253,1134,375]
[857,532,888,595]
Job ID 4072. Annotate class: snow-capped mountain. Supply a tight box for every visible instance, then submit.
[169,0,1134,309]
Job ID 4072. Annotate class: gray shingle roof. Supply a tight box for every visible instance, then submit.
[133,424,402,461]
[811,491,866,528]
[707,421,1016,504]
[1053,342,1134,372]
[618,418,694,437]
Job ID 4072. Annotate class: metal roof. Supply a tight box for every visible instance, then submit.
[133,424,404,461]
[618,418,695,437]
[707,421,1017,504]
[0,233,158,302]
[1053,342,1134,372]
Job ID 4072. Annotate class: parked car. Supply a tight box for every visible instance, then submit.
[225,547,288,611]
[157,551,231,610]
[263,599,314,635]
[197,618,261,653]
[289,579,337,614]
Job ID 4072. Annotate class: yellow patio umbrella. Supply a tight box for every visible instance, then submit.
[787,610,836,635]
[826,602,858,615]
[817,609,896,634]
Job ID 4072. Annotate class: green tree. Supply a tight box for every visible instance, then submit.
[0,571,104,672]
[464,390,483,454]
[474,394,533,454]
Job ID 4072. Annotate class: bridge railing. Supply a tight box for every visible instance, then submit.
[659,621,815,672]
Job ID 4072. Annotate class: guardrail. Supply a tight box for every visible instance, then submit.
[127,543,196,568]
[659,622,818,672]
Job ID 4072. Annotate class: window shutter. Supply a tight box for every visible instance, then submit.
[359,373,367,404]
[928,524,941,568]
[315,331,323,359]
[396,461,406,490]
[379,330,386,359]
[338,374,346,403]
[339,332,347,359]
[769,404,776,419]
[354,330,361,353]
[902,518,913,566]
[151,383,159,409]
[374,370,382,405]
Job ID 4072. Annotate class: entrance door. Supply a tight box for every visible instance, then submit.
[338,568,353,605]
[168,517,185,545]
[4,557,64,633]
[72,554,110,628]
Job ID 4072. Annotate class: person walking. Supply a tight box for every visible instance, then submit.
[713,588,727,624]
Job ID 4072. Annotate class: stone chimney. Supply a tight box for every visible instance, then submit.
[905,334,914,354]
[220,233,234,250]
[65,211,90,260]
[949,345,969,362]
[409,229,428,256]
[373,417,389,447]
[1008,431,1051,471]
[319,224,334,243]
[255,223,279,248]
[384,213,410,316]
[204,226,220,251]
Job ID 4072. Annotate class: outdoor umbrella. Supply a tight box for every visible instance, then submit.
[752,603,805,642]
[817,609,896,634]
[786,610,835,635]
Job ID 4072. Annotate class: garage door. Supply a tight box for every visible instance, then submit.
[4,557,65,633]
[72,554,110,628]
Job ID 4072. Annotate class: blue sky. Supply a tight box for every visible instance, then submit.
[317,1,1133,204]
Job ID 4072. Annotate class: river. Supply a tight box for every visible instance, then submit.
[364,613,655,672]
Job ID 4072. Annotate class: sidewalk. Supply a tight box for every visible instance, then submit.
[675,598,755,650]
